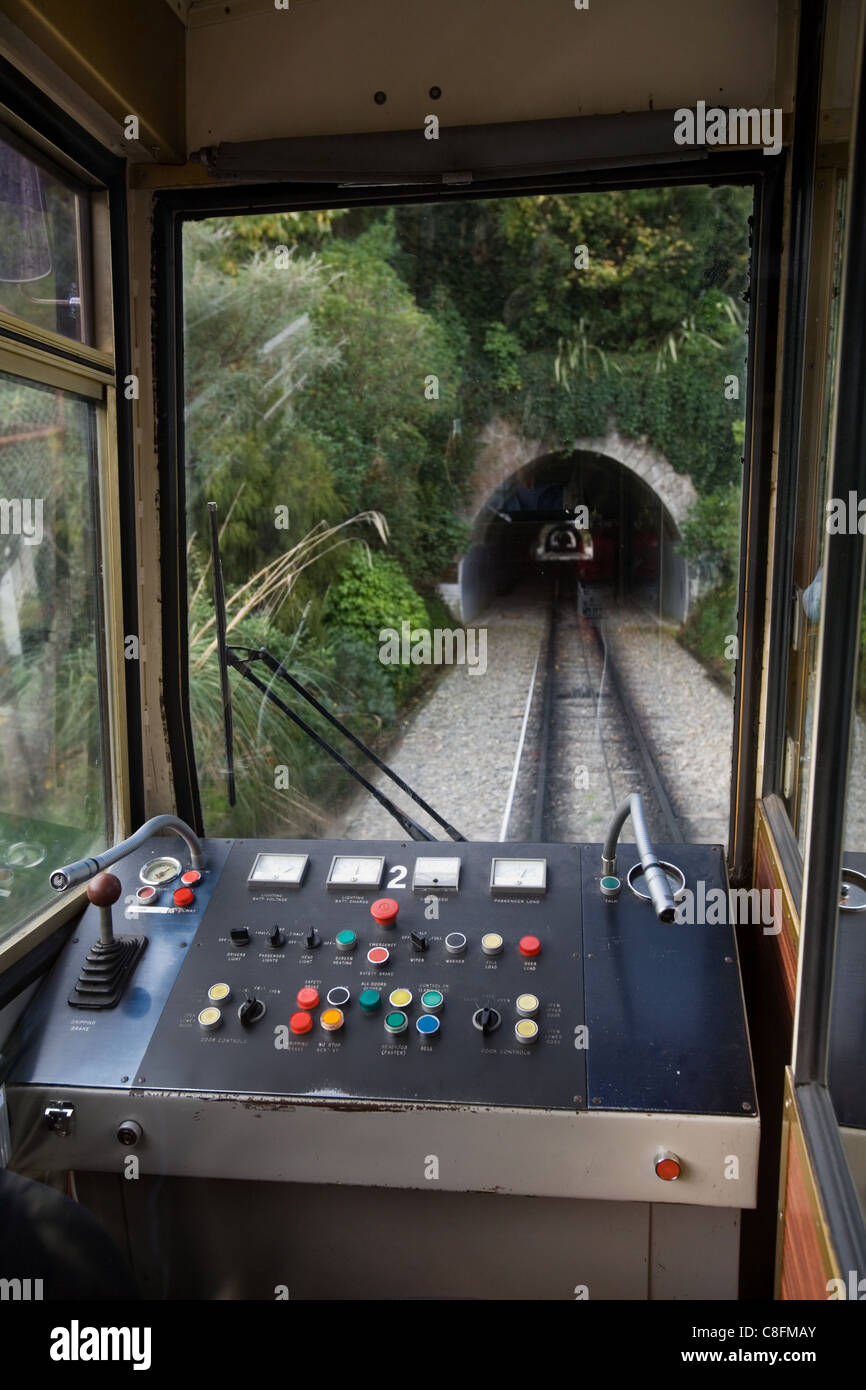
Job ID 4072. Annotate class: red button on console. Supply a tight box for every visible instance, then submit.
[370,898,400,926]
[519,935,541,957]
[173,886,195,907]
[297,987,320,1010]
[289,1011,313,1035]
[182,869,202,886]
[654,1151,682,1181]
[367,946,390,966]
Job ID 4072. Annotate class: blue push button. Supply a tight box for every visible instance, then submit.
[416,1015,440,1037]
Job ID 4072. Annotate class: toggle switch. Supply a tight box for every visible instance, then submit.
[472,1007,501,1035]
[239,996,267,1027]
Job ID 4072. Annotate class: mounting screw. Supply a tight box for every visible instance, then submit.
[374,91,387,105]
[429,85,442,100]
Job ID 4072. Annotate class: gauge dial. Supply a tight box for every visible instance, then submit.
[140,855,182,887]
[248,852,309,889]
[489,857,547,896]
[412,856,461,893]
[326,855,385,890]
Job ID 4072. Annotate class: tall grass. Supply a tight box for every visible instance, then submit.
[188,511,388,836]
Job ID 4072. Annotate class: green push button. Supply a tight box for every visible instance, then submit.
[384,1011,408,1035]
[336,929,358,952]
[421,990,444,1012]
[359,988,381,1013]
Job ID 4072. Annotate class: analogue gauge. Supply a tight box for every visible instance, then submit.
[489,857,547,896]
[6,841,45,868]
[326,855,385,890]
[140,855,182,887]
[412,856,461,893]
[248,852,309,889]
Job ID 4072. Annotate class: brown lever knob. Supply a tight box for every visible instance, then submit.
[87,872,123,908]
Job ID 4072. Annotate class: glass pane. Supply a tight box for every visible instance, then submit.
[0,128,91,345]
[183,187,752,849]
[830,559,866,1225]
[0,371,107,942]
[787,176,847,852]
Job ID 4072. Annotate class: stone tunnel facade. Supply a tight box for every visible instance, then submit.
[467,415,697,529]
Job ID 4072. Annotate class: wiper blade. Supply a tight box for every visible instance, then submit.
[255,647,466,842]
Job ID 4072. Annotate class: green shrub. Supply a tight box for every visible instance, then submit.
[326,551,431,699]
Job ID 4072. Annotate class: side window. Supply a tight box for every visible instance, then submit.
[781,173,847,853]
[0,130,113,952]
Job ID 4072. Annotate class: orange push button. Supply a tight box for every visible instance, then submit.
[654,1151,682,1181]
[370,898,400,926]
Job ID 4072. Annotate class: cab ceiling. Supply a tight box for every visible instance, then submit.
[184,0,783,149]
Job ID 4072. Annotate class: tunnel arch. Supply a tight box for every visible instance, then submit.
[459,433,697,624]
[466,416,697,531]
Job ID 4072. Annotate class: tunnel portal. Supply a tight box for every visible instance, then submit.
[459,449,691,624]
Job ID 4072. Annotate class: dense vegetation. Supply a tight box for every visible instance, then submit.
[183,187,753,833]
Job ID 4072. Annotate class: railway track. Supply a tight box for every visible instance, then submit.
[519,578,683,845]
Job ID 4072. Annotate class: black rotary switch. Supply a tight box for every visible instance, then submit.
[238,996,267,1027]
[410,931,429,952]
[270,926,286,948]
[472,1007,502,1036]
[231,927,251,946]
[305,928,322,950]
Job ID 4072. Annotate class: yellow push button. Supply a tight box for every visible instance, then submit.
[198,1006,222,1032]
[388,988,413,1009]
[207,982,231,1004]
[481,933,504,956]
[516,993,539,1016]
[515,1018,539,1044]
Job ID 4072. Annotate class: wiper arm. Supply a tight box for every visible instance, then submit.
[254,647,466,842]
[227,647,437,842]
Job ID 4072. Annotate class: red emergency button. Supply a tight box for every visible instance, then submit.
[173,886,195,907]
[370,898,400,926]
[519,935,541,957]
[297,986,320,1010]
[654,1151,682,1181]
[289,1011,313,1035]
[181,869,202,886]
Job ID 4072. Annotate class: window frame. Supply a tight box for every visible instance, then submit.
[793,5,866,1279]
[153,143,782,868]
[0,57,140,984]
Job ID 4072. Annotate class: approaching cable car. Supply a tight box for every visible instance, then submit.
[0,0,864,1347]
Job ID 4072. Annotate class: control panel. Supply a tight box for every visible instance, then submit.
[8,836,759,1205]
